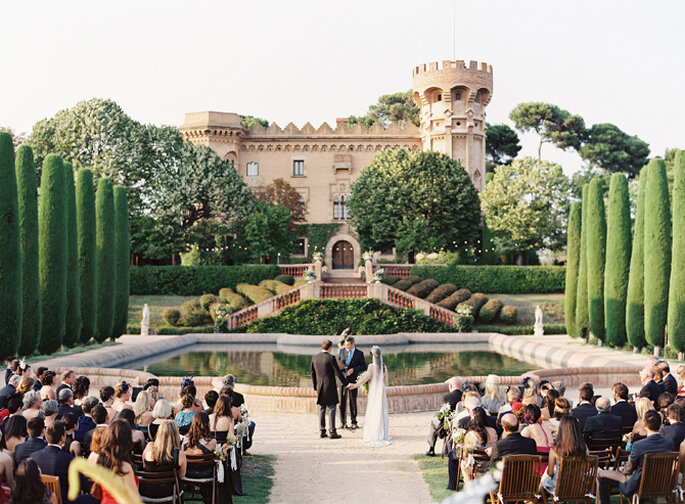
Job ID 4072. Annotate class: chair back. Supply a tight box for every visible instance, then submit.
[183,453,217,504]
[636,451,679,500]
[41,475,62,504]
[136,469,180,503]
[588,448,613,469]
[553,456,598,502]
[614,446,631,470]
[497,455,541,502]
[586,436,622,451]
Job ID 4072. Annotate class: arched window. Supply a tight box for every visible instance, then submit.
[333,194,351,220]
[246,162,259,177]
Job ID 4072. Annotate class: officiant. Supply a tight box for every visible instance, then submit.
[338,336,367,430]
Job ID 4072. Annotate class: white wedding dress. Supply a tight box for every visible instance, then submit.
[355,349,390,447]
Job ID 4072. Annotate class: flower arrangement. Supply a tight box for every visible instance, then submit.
[436,403,451,422]
[439,461,502,504]
[372,268,384,283]
[362,250,374,262]
[211,304,232,333]
[304,268,316,282]
[312,251,324,262]
[455,304,473,317]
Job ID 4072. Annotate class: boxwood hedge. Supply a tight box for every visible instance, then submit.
[411,265,565,293]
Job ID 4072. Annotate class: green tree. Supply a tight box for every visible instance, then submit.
[63,163,81,347]
[668,151,685,356]
[626,166,648,349]
[586,178,607,342]
[575,185,590,339]
[644,159,671,351]
[76,168,97,344]
[233,201,296,263]
[348,148,481,255]
[509,102,586,159]
[240,115,269,129]
[113,185,130,339]
[95,178,115,343]
[485,123,521,167]
[580,123,650,178]
[0,133,21,355]
[564,201,582,338]
[15,146,41,355]
[480,218,499,265]
[348,91,420,127]
[254,178,307,222]
[38,154,68,354]
[480,157,570,264]
[604,173,632,347]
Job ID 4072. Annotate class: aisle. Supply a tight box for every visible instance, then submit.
[251,411,435,504]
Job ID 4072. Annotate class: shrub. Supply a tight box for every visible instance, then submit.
[669,151,685,353]
[274,274,294,286]
[162,308,181,327]
[259,280,292,295]
[62,163,82,347]
[564,201,581,338]
[200,293,217,311]
[129,265,279,296]
[94,178,115,343]
[437,288,472,310]
[627,166,647,348]
[425,283,457,304]
[393,275,423,291]
[112,186,129,341]
[479,299,503,322]
[381,276,401,286]
[463,293,489,318]
[575,185,590,339]
[474,323,566,335]
[407,279,439,298]
[180,300,208,327]
[499,305,518,325]
[412,265,565,293]
[157,325,215,335]
[236,283,274,304]
[586,178,606,342]
[75,168,96,345]
[218,288,249,311]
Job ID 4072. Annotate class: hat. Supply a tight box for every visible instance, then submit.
[464,396,481,411]
[485,374,499,385]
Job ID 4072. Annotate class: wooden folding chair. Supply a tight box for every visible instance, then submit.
[620,451,679,504]
[586,436,622,451]
[182,453,217,504]
[615,446,631,470]
[489,454,541,504]
[41,475,62,504]
[136,469,182,504]
[589,448,614,469]
[550,455,598,504]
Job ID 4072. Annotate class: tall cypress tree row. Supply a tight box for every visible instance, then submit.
[644,158,671,352]
[627,166,648,349]
[0,132,22,355]
[15,146,41,355]
[38,154,68,354]
[587,178,607,342]
[63,163,82,347]
[575,185,590,338]
[76,169,97,344]
[564,201,581,338]
[112,185,130,339]
[604,173,631,347]
[668,151,685,357]
[95,178,115,343]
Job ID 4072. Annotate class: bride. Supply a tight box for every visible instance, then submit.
[348,345,390,447]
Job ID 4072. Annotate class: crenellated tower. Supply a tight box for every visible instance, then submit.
[412,60,493,192]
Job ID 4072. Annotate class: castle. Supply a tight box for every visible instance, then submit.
[180,60,493,273]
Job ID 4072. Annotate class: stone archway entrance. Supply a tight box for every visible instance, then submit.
[331,240,354,270]
[324,232,361,277]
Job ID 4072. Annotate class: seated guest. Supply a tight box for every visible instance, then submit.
[489,412,537,464]
[497,387,522,424]
[676,365,685,398]
[111,382,133,414]
[597,410,675,504]
[11,458,58,504]
[1,395,23,427]
[39,371,56,401]
[17,376,35,396]
[426,377,463,456]
[86,426,106,465]
[32,367,47,392]
[14,417,47,465]
[118,409,146,453]
[133,390,154,433]
[56,389,81,425]
[72,376,90,407]
[175,379,197,412]
[183,411,217,456]
[460,407,497,482]
[96,420,139,500]
[0,375,20,409]
[1,415,27,454]
[541,389,560,422]
[522,377,541,407]
[140,420,187,500]
[521,404,552,472]
[222,375,245,408]
[657,392,675,424]
[611,382,638,427]
[548,397,571,438]
[630,397,655,442]
[481,375,503,416]
[583,396,623,440]
[82,404,108,456]
[3,357,15,386]
[21,391,43,421]
[74,397,98,444]
[149,399,173,441]
[571,383,597,430]
[540,415,587,498]
[175,393,196,435]
[639,367,662,404]
[99,385,116,420]
[204,390,219,416]
[656,361,677,395]
[55,370,75,398]
[659,403,685,449]
[40,400,58,428]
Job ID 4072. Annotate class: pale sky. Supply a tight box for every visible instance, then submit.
[2,0,683,175]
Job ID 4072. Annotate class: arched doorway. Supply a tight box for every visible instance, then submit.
[331,240,354,269]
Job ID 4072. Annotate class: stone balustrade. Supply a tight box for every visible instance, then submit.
[278,264,314,277]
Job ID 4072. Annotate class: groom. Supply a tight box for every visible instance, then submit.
[338,336,367,430]
[311,339,348,439]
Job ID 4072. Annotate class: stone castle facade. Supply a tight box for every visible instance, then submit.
[179,60,493,272]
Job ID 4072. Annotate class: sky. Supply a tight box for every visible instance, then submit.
[2,0,683,175]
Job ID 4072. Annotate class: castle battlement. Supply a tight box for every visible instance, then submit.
[247,119,419,138]
[412,60,492,77]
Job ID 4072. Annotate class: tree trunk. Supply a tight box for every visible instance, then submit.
[408,251,415,264]
[517,251,525,266]
[653,346,661,357]
[538,136,543,160]
[679,352,684,361]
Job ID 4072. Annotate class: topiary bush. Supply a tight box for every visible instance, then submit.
[180,299,208,327]
[462,293,489,318]
[259,279,292,295]
[407,279,439,298]
[499,305,518,325]
[274,274,295,286]
[218,288,249,311]
[157,325,214,335]
[479,299,503,322]
[76,168,97,345]
[437,288,472,310]
[393,275,423,291]
[63,163,82,347]
[200,293,217,311]
[236,283,274,304]
[94,177,115,343]
[112,185,130,341]
[425,283,457,304]
[412,265,565,293]
[162,308,181,327]
[474,323,566,335]
[381,276,401,286]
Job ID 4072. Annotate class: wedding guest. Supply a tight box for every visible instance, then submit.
[571,383,597,430]
[134,391,154,433]
[72,397,98,457]
[149,399,173,441]
[183,412,217,501]
[140,420,186,500]
[56,389,81,426]
[540,416,587,499]
[481,375,504,415]
[630,397,655,441]
[0,375,21,409]
[676,365,685,398]
[14,417,47,465]
[174,394,196,435]
[99,386,116,421]
[0,447,13,494]
[96,420,139,502]
[659,403,685,449]
[39,372,56,401]
[204,390,219,416]
[489,413,537,464]
[86,426,106,464]
[82,404,108,456]
[583,396,622,440]
[118,409,146,454]
[1,415,27,454]
[460,407,497,482]
[497,387,522,424]
[55,370,75,398]
[611,382,638,427]
[426,377,463,456]
[12,361,30,380]
[222,375,245,408]
[522,377,541,407]
[72,377,90,407]
[40,401,58,428]
[657,392,675,423]
[639,367,661,404]
[547,397,571,439]
[17,376,35,396]
[3,357,15,386]
[521,404,553,472]
[21,391,43,421]
[10,458,57,504]
[541,389,560,422]
[32,367,47,392]
[112,382,133,413]
[656,361,678,395]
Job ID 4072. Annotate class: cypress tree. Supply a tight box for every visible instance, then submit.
[0,132,21,355]
[604,173,631,347]
[644,158,671,352]
[587,178,607,342]
[112,185,130,339]
[668,151,685,357]
[627,166,648,349]
[575,185,590,339]
[15,146,41,355]
[38,154,68,354]
[564,201,581,337]
[76,169,97,344]
[95,178,115,343]
[63,163,81,347]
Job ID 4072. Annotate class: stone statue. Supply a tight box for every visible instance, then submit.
[534,305,544,338]
[141,304,151,336]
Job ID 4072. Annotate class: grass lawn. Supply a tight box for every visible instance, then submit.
[415,454,456,502]
[128,294,197,331]
[485,293,565,325]
[234,454,276,504]
[27,341,119,363]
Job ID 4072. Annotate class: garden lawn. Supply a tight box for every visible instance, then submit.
[415,454,455,502]
[484,293,565,325]
[128,295,196,331]
[27,341,119,363]
[234,454,275,504]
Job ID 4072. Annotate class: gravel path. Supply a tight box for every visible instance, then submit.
[251,411,435,504]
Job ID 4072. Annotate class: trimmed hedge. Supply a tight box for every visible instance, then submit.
[627,166,648,348]
[218,288,249,311]
[112,185,130,340]
[236,283,274,304]
[437,288,472,310]
[462,293,489,317]
[575,185,590,338]
[475,323,566,335]
[259,279,293,295]
[199,294,217,311]
[407,279,439,298]
[76,168,96,345]
[586,178,606,342]
[425,283,457,304]
[274,274,294,286]
[669,151,685,353]
[180,299,209,326]
[564,201,581,338]
[393,275,423,291]
[381,276,401,286]
[63,164,81,347]
[129,265,279,295]
[94,178,115,343]
[162,308,181,326]
[479,299,503,323]
[412,265,565,293]
[157,325,214,335]
[499,305,518,325]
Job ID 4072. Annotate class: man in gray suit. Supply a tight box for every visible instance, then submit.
[311,339,348,439]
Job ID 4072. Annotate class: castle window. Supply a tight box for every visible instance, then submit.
[436,94,442,102]
[333,194,351,220]
[246,162,259,177]
[455,92,461,101]
[293,160,305,177]
[294,238,306,256]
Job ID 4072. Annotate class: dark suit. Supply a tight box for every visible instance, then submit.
[572,402,598,430]
[311,350,347,434]
[32,378,43,392]
[57,403,82,426]
[55,383,71,398]
[660,421,685,450]
[3,369,11,385]
[661,374,678,395]
[32,445,93,504]
[230,391,245,408]
[584,411,623,439]
[489,432,537,464]
[639,379,662,404]
[14,436,47,465]
[0,384,16,409]
[337,347,367,426]
[427,390,464,452]
[611,400,638,428]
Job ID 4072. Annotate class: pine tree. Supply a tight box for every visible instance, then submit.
[63,163,82,347]
[668,151,685,357]
[604,173,631,347]
[644,158,671,352]
[0,133,21,355]
[564,201,581,337]
[15,146,41,355]
[38,154,68,354]
[575,185,590,338]
[95,178,115,343]
[627,166,648,349]
[76,169,97,344]
[587,178,607,342]
[112,185,129,339]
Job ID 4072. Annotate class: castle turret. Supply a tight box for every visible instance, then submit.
[412,60,493,192]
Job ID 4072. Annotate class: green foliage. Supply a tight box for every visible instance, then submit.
[15,146,40,355]
[241,299,453,335]
[38,154,68,354]
[604,174,631,347]
[63,164,82,347]
[479,299,503,323]
[157,325,215,335]
[347,91,420,128]
[348,148,481,254]
[199,294,217,311]
[75,169,97,344]
[295,223,340,261]
[112,186,130,340]
[381,276,401,286]
[94,178,115,343]
[274,274,294,286]
[236,283,274,304]
[254,178,307,222]
[586,178,607,341]
[627,167,648,348]
[580,123,650,177]
[233,201,296,263]
[162,308,181,327]
[218,288,249,311]
[180,299,208,327]
[644,159,672,348]
[462,293,489,318]
[668,151,685,352]
[259,280,292,295]
[499,305,518,325]
[240,115,269,129]
[564,201,581,338]
[412,265,565,293]
[406,279,439,299]
[480,219,500,265]
[437,289,472,310]
[393,275,423,291]
[485,123,521,166]
[475,324,567,335]
[575,185,590,339]
[416,250,462,265]
[0,133,21,355]
[425,283,457,304]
